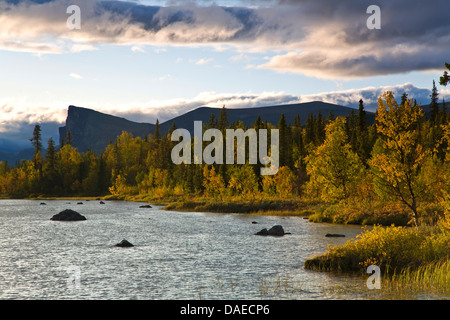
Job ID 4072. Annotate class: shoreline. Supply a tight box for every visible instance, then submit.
[1,195,448,294]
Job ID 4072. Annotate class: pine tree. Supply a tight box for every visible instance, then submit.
[218,105,228,132]
[30,125,42,157]
[401,92,408,106]
[278,114,291,168]
[30,124,43,173]
[430,80,439,125]
[43,137,59,194]
[293,114,301,128]
[328,109,335,122]
[208,113,217,129]
[154,119,161,141]
[442,99,448,125]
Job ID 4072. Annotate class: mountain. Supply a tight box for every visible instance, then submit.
[164,101,375,134]
[60,101,374,154]
[59,105,155,153]
[0,149,34,165]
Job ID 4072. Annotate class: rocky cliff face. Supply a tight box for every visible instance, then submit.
[59,106,155,153]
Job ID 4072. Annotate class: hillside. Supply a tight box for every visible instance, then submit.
[60,101,374,153]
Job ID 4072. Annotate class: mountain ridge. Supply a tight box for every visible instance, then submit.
[58,101,375,154]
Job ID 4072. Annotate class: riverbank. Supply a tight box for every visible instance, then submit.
[130,195,445,227]
[303,224,450,295]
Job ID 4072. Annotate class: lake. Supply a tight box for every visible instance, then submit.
[0,199,430,300]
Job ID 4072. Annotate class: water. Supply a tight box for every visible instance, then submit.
[0,199,424,299]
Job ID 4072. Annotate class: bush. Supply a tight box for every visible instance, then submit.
[304,225,450,274]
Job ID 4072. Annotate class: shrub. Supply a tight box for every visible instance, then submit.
[304,225,450,274]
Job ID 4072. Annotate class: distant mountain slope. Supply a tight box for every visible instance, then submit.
[163,101,375,134]
[59,105,155,153]
[0,149,34,164]
[60,101,374,154]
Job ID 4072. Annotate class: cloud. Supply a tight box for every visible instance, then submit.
[131,45,145,53]
[69,73,83,80]
[1,82,448,153]
[196,58,214,65]
[90,83,446,123]
[1,0,449,78]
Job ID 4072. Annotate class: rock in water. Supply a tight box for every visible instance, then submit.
[115,239,134,247]
[325,233,345,237]
[255,225,289,236]
[51,209,86,221]
[255,228,269,236]
[267,225,286,236]
[139,205,152,208]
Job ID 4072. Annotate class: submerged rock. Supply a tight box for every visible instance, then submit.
[325,233,345,237]
[115,239,134,247]
[255,225,290,236]
[51,209,86,221]
[139,204,152,208]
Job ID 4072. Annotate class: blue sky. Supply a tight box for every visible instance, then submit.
[0,0,449,146]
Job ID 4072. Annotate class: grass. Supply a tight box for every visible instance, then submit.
[384,259,450,296]
[163,197,319,217]
[304,224,450,296]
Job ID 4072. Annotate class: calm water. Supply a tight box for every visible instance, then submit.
[0,199,434,300]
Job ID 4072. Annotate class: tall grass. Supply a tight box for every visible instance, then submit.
[304,224,450,296]
[385,259,449,296]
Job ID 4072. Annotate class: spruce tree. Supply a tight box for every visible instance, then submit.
[30,124,43,172]
[218,105,228,132]
[430,80,439,124]
[154,119,161,141]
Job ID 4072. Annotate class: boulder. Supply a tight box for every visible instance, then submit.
[139,204,152,208]
[99,201,105,204]
[325,233,345,237]
[115,239,134,247]
[255,225,289,236]
[255,228,269,236]
[40,202,46,205]
[77,202,83,205]
[51,209,86,221]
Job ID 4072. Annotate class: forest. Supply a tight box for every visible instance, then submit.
[0,79,449,228]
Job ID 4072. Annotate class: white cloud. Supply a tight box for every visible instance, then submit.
[69,73,83,80]
[131,45,146,53]
[196,58,214,65]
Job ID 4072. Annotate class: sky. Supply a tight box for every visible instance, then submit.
[1,0,450,149]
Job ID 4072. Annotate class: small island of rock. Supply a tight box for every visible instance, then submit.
[50,209,87,221]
